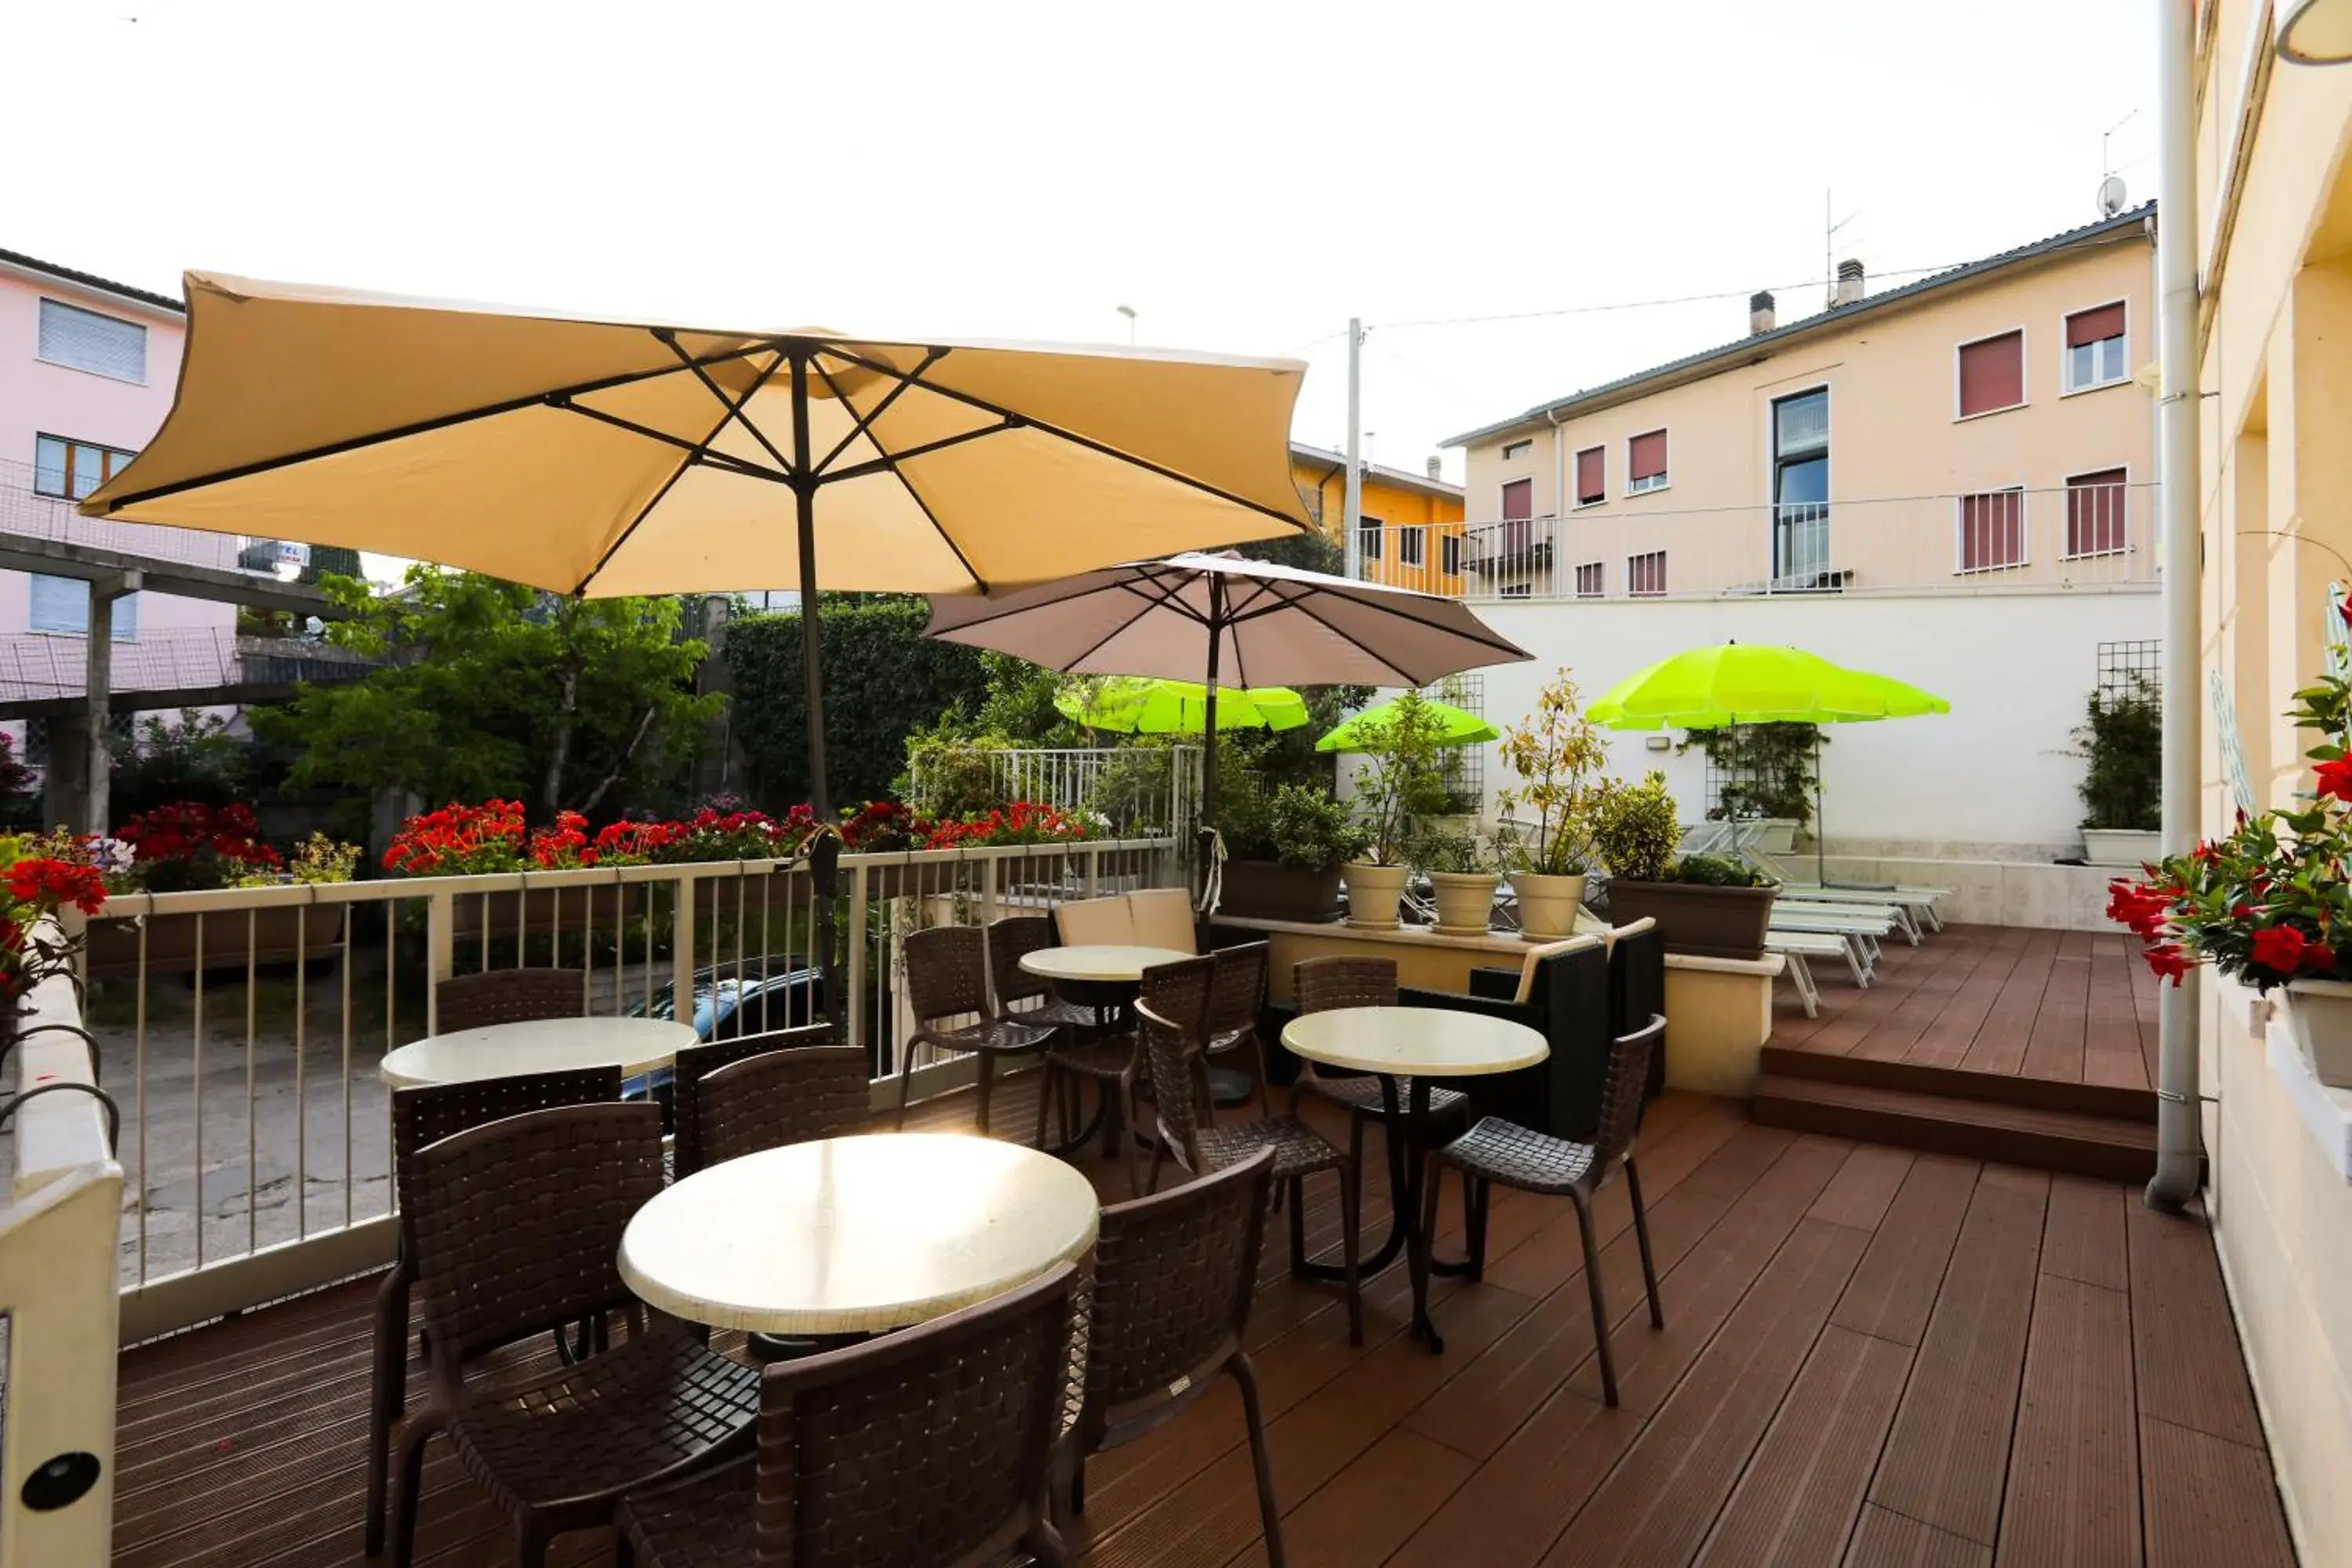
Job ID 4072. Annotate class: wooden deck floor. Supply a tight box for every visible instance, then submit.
[1770,924,2164,1091]
[114,1072,2292,1567]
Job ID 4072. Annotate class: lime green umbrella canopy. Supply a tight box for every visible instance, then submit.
[1316,696,1499,753]
[1055,677,1308,735]
[1586,644,1950,731]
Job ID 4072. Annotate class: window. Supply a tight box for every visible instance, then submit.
[1357,517,1383,560]
[1501,438,1533,460]
[1771,389,1830,585]
[33,435,136,501]
[1957,330,2025,417]
[1628,550,1668,597]
[1500,477,1534,556]
[1628,430,1668,494]
[37,299,147,383]
[1957,488,2027,572]
[1398,526,1424,567]
[29,575,138,639]
[1500,583,1533,598]
[2064,303,2128,393]
[1575,446,1605,507]
[1575,561,1605,598]
[1441,533,1461,575]
[2066,469,2129,557]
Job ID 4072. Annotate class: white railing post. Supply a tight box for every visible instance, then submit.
[670,870,697,1022]
[425,887,455,1034]
[846,859,871,1068]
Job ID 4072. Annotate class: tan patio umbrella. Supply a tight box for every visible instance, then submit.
[81,273,1316,822]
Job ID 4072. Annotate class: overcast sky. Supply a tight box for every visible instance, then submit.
[9,0,2155,495]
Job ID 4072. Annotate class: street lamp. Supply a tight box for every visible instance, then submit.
[1115,303,1138,344]
[2280,0,2352,63]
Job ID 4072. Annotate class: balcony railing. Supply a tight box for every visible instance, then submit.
[909,746,1203,840]
[1448,484,2160,602]
[0,459,245,572]
[67,839,1178,1343]
[0,626,379,706]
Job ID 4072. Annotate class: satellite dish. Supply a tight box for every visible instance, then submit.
[2097,174,2129,217]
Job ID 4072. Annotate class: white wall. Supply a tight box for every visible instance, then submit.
[1436,589,2161,862]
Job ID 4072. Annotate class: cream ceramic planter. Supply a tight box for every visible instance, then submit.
[1509,870,1588,942]
[2281,978,2352,1089]
[2081,828,2162,868]
[1341,862,1410,929]
[1428,871,1502,936]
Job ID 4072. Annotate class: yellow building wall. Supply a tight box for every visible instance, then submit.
[1291,459,1467,596]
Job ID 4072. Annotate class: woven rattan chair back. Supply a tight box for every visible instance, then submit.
[407,1101,663,1367]
[986,914,1059,1009]
[1592,1014,1665,1172]
[390,1067,622,1246]
[695,1044,869,1168]
[1205,942,1270,1041]
[1134,998,1207,1161]
[1138,954,1215,1040]
[754,1261,1079,1568]
[671,1025,832,1181]
[904,924,989,1026]
[1292,956,1396,1015]
[1086,1147,1272,1419]
[434,967,587,1034]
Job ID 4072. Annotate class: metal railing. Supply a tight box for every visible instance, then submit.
[0,626,379,704]
[82,838,1178,1341]
[1448,483,2161,601]
[912,746,1203,841]
[0,459,244,572]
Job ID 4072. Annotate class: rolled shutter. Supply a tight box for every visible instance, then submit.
[1628,431,1668,482]
[2066,303,2125,347]
[1958,332,2024,416]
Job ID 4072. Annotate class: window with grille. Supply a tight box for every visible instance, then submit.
[1957,330,2025,417]
[2065,470,2129,557]
[1357,517,1383,560]
[1441,533,1461,575]
[33,435,136,500]
[1957,488,2027,572]
[1628,550,1668,597]
[1628,430,1668,494]
[1575,446,1605,506]
[1574,561,1605,597]
[37,299,147,383]
[1398,526,1424,567]
[2063,303,2127,393]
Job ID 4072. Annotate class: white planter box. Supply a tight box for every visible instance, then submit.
[2081,828,2162,868]
[2282,979,2352,1091]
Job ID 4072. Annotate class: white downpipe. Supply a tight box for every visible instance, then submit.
[2148,0,2205,1211]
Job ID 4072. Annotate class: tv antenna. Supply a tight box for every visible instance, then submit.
[2098,110,2137,215]
[1824,190,1862,310]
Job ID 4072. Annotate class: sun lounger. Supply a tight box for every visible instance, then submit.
[1766,929,1859,1013]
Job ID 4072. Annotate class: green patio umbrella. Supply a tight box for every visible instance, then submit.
[1586,644,1950,880]
[1315,696,1499,753]
[1054,677,1309,735]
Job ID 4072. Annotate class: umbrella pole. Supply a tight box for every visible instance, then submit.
[788,350,841,1033]
[1814,726,1827,887]
[1197,578,1224,906]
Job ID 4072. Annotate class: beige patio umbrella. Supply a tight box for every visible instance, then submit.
[82,272,1316,820]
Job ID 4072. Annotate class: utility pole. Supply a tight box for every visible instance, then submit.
[1343,316,1363,579]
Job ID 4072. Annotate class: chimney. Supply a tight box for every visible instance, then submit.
[1834,259,1865,307]
[1749,290,1777,336]
[1425,456,1443,481]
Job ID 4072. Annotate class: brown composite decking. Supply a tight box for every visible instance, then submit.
[111,1070,2292,1568]
[1770,924,2164,1091]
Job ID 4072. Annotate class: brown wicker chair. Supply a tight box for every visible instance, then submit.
[986,914,1102,1036]
[434,967,587,1033]
[1203,941,1273,1117]
[363,1065,624,1556]
[1425,1013,1667,1406]
[387,1102,758,1568]
[1137,996,1363,1345]
[670,1025,833,1182]
[615,1261,1081,1568]
[695,1044,869,1168]
[1290,956,1469,1172]
[896,925,1055,1137]
[1062,1147,1284,1563]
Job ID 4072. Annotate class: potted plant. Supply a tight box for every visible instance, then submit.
[1495,669,1609,940]
[1213,778,1367,923]
[1593,772,1779,960]
[2108,659,2352,1084]
[1340,690,1450,929]
[1684,723,1820,853]
[1411,823,1500,935]
[2074,675,2161,866]
[88,806,359,974]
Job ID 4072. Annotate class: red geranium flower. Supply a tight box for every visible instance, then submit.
[6,857,107,915]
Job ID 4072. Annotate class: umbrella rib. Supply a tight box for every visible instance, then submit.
[93,335,798,514]
[812,361,989,590]
[821,345,1310,534]
[1229,577,1533,662]
[548,398,795,485]
[1057,575,1200,671]
[810,346,949,476]
[656,329,798,479]
[818,418,1022,485]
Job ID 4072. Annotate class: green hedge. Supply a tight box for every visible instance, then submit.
[727,597,989,808]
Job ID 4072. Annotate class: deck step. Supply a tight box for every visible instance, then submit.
[1750,1072,2160,1181]
[1758,1046,2158,1122]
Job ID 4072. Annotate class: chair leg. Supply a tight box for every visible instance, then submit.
[515,1514,555,1568]
[1231,1352,1285,1568]
[1034,1062,1057,1150]
[975,1051,996,1138]
[1119,1073,1146,1198]
[1338,1160,1363,1348]
[1625,1158,1664,1329]
[1146,1136,1167,1195]
[1419,1156,1445,1269]
[895,1040,919,1130]
[362,1260,411,1556]
[1286,1174,1307,1275]
[1468,1177,1491,1280]
[1026,1517,1070,1568]
[387,1417,437,1568]
[1252,1038,1274,1121]
[1572,1192,1621,1407]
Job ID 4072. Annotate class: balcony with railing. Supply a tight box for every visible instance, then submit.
[0,624,381,712]
[0,457,246,573]
[1446,482,2161,602]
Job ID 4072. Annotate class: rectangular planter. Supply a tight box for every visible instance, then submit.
[88,904,347,977]
[2081,828,2161,868]
[1603,880,1778,962]
[1217,861,1342,924]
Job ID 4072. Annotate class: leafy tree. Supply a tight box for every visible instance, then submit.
[109,709,247,821]
[252,567,718,820]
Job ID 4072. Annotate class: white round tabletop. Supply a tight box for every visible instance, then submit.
[379,1017,696,1089]
[1017,944,1196,984]
[619,1133,1101,1335]
[1282,1006,1550,1078]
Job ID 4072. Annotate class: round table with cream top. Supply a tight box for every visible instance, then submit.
[1014,944,1195,985]
[378,1016,696,1089]
[618,1133,1101,1335]
[1281,1006,1549,1353]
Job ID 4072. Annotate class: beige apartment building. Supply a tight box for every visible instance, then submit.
[1446,206,2159,604]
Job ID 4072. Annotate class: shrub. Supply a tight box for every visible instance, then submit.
[1668,852,1770,888]
[1495,668,1610,874]
[2075,675,2161,831]
[1347,690,1452,866]
[1591,772,1680,883]
[1410,823,1492,877]
[1219,780,1367,872]
[116,800,283,892]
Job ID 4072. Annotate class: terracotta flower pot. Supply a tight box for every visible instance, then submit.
[1509,870,1588,942]
[1604,879,1777,961]
[1428,871,1502,935]
[1341,862,1410,930]
[2282,978,2352,1088]
[1218,860,1343,924]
